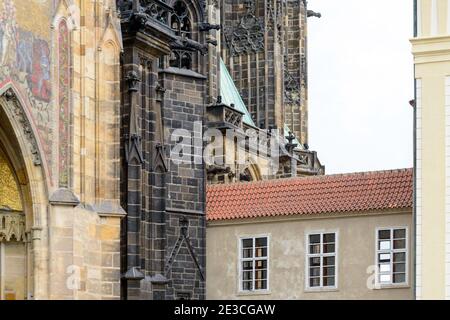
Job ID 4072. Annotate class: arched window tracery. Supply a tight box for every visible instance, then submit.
[169,1,194,69]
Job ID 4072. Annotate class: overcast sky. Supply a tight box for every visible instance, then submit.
[308,0,414,174]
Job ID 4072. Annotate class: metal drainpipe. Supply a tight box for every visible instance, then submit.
[412,0,418,300]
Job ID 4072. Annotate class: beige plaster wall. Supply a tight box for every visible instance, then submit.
[206,211,413,300]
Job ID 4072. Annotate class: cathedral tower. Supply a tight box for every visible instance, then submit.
[221,0,316,146]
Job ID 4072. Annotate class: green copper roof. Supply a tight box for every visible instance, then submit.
[220,59,255,126]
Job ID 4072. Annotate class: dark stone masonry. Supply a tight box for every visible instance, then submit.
[117,0,322,300]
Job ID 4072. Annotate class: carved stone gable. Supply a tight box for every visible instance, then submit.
[0,211,26,242]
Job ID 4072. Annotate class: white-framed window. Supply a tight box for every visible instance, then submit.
[376,227,408,286]
[306,232,338,290]
[239,236,269,292]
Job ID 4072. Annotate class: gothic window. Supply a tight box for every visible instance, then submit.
[171,1,191,38]
[169,1,193,69]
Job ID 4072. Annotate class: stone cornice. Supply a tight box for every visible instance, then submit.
[411,35,450,63]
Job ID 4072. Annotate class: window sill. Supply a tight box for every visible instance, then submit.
[373,284,410,290]
[304,287,339,293]
[236,290,272,297]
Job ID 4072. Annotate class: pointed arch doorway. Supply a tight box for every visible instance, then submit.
[0,142,27,300]
[0,88,49,300]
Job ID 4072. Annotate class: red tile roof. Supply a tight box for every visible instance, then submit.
[207,169,413,221]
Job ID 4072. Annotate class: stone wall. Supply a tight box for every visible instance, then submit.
[1,0,124,300]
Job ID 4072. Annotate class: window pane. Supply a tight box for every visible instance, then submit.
[309,277,320,287]
[242,239,253,248]
[380,274,391,283]
[379,263,391,273]
[323,276,335,287]
[394,252,406,263]
[394,229,406,239]
[323,243,335,254]
[393,273,406,284]
[242,248,253,259]
[310,267,320,277]
[323,233,335,243]
[255,247,267,258]
[255,259,267,270]
[255,237,267,247]
[242,261,253,271]
[242,281,253,291]
[393,263,406,273]
[323,256,335,266]
[379,240,391,250]
[309,257,320,267]
[394,239,406,250]
[323,267,335,277]
[255,280,267,290]
[309,244,321,254]
[378,230,391,240]
[255,269,267,279]
[309,234,321,244]
[379,253,391,263]
[242,271,253,281]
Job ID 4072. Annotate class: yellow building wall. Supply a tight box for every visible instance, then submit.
[413,0,450,300]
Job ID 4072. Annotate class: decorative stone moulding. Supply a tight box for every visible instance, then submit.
[0,211,26,242]
[2,89,42,166]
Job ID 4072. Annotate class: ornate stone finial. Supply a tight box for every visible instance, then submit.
[285,132,298,153]
[286,132,295,145]
[126,70,141,93]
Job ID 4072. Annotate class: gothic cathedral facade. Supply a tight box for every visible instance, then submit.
[0,0,321,300]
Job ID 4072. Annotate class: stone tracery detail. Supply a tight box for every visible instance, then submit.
[224,0,265,56]
[170,1,194,69]
[284,70,301,104]
[0,212,26,242]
